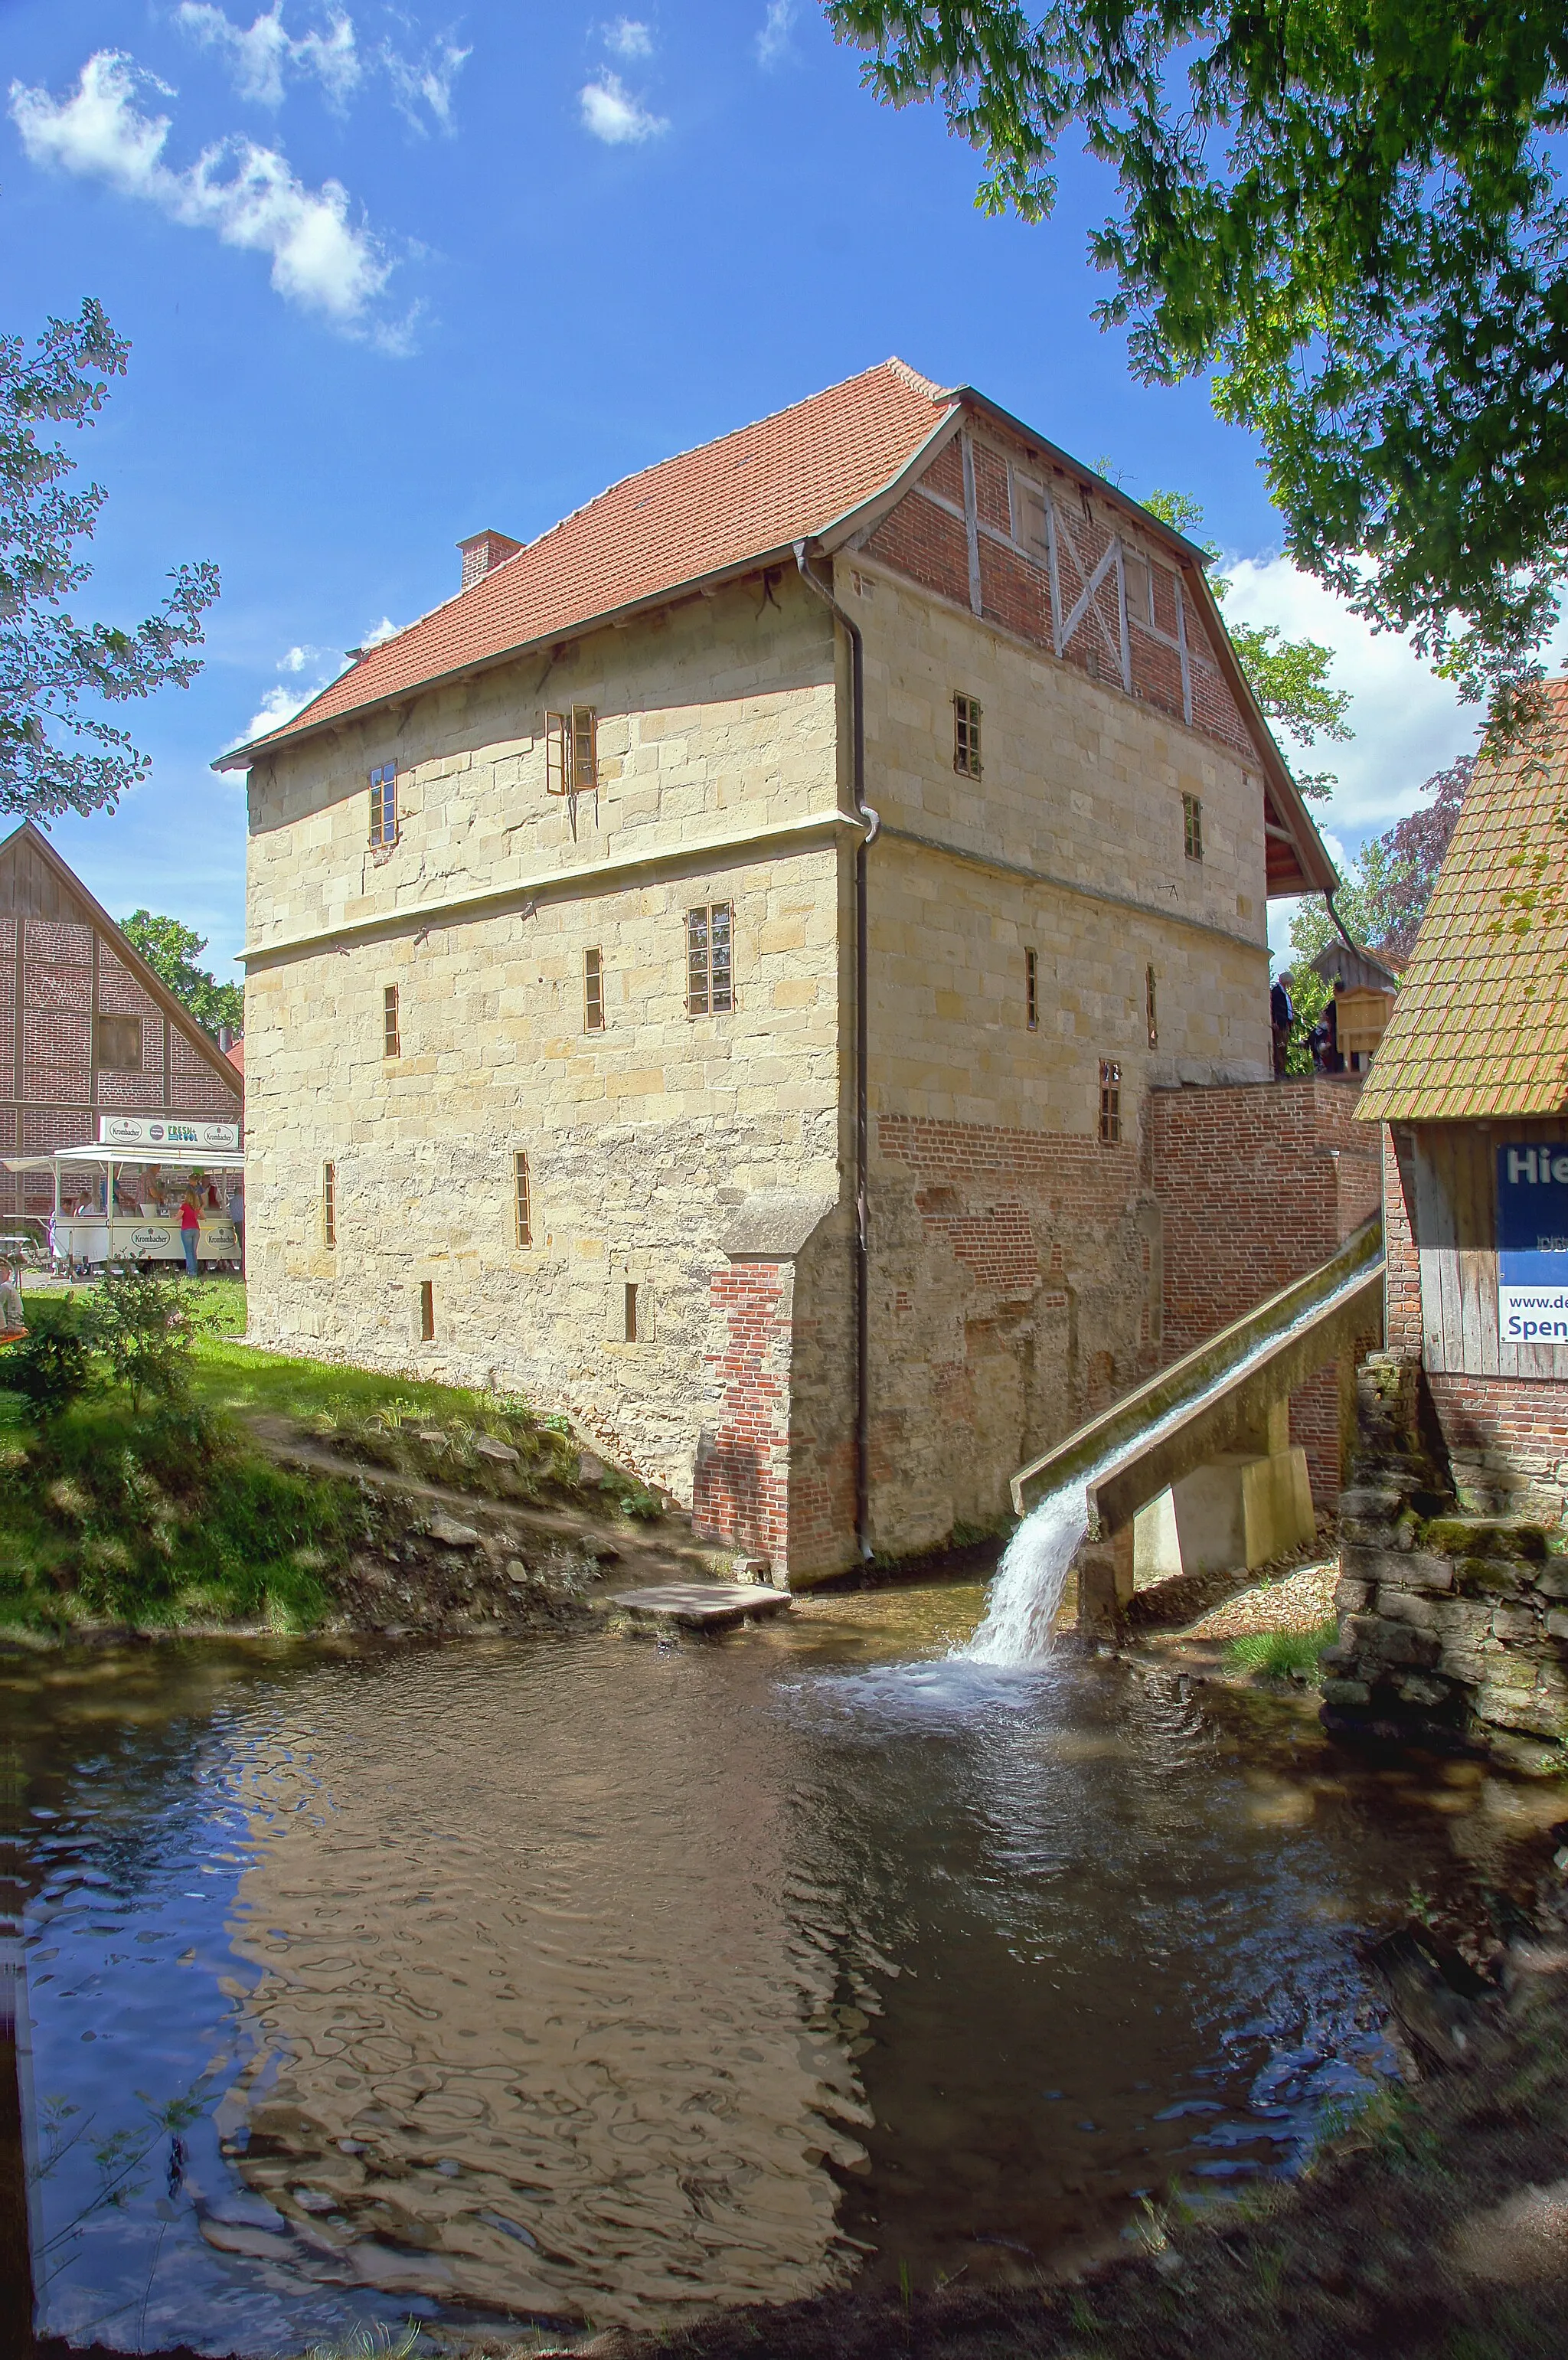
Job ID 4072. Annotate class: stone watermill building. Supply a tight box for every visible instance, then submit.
[220,360,1344,1581]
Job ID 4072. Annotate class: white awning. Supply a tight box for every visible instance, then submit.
[3,1146,247,1173]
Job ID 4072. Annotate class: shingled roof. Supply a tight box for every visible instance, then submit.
[1357,677,1568,1123]
[218,359,959,767]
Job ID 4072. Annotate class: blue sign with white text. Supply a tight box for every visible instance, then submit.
[1497,1142,1568,1341]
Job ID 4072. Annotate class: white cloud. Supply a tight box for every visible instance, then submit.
[604,18,653,59]
[175,4,468,132]
[10,51,401,340]
[358,613,400,646]
[379,36,469,132]
[237,678,321,744]
[176,3,360,109]
[278,641,325,672]
[579,71,666,144]
[756,2,795,66]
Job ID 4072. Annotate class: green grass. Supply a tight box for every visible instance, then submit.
[1225,1619,1338,1680]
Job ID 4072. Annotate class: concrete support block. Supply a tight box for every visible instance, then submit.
[1132,1446,1315,1584]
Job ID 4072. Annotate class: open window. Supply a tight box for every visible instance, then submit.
[546,707,598,796]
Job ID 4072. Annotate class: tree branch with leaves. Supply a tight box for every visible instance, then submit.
[2,299,219,822]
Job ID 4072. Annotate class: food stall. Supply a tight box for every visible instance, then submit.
[2,1133,244,1273]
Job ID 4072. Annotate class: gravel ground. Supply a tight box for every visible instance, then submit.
[1181,1557,1339,1640]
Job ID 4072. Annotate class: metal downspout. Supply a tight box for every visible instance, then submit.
[795,541,879,1559]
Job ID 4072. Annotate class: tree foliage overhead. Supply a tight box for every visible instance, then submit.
[827,2,1568,718]
[1142,488,1351,796]
[2,299,219,822]
[119,910,244,1040]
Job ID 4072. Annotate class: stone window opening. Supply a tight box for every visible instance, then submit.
[419,1280,435,1343]
[1182,792,1204,862]
[322,1162,337,1247]
[369,763,398,848]
[953,692,983,780]
[95,1014,142,1072]
[624,1280,640,1343]
[514,1151,532,1247]
[1098,1060,1122,1145]
[383,984,400,1058]
[687,903,733,1016]
[584,946,604,1031]
[1025,947,1039,1031]
[1146,964,1158,1049]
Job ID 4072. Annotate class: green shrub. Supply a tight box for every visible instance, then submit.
[87,1265,192,1410]
[1226,1620,1338,1679]
[6,1324,93,1420]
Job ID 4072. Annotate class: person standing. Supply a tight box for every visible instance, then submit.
[0,1257,27,1344]
[1270,969,1296,1077]
[179,1191,201,1279]
[227,1178,244,1275]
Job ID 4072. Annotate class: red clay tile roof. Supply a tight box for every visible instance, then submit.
[1357,677,1568,1122]
[225,359,957,764]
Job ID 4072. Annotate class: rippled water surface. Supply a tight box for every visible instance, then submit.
[2,1587,1535,2352]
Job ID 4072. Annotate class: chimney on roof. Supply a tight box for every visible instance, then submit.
[457,528,523,590]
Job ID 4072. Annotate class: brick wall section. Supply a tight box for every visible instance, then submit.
[864,413,1257,768]
[1425,1374,1568,1524]
[692,1263,792,1568]
[1148,1077,1383,1500]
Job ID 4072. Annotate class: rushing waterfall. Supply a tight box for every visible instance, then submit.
[962,1479,1089,1666]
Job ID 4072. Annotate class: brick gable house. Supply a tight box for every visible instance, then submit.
[1,822,243,1237]
[219,360,1339,1581]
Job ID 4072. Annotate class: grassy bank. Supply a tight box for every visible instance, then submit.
[0,1283,639,1640]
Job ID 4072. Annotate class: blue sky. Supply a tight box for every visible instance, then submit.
[3,2,1518,988]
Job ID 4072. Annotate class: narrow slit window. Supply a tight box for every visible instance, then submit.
[584,947,604,1031]
[1145,964,1158,1049]
[514,1151,531,1247]
[624,1281,639,1343]
[687,903,733,1016]
[953,692,983,779]
[1098,1061,1122,1146]
[1182,793,1204,862]
[369,763,398,848]
[322,1162,336,1247]
[419,1280,435,1342]
[1025,947,1039,1031]
[383,984,400,1058]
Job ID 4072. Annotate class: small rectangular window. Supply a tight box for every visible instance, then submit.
[545,708,599,795]
[369,763,398,848]
[584,947,604,1031]
[1098,1061,1122,1146]
[1025,948,1039,1032]
[1182,793,1204,862]
[96,1015,143,1072]
[383,984,400,1058]
[624,1281,639,1343]
[1146,964,1158,1050]
[687,903,733,1016]
[322,1161,336,1247]
[514,1151,531,1247]
[419,1279,435,1342]
[953,692,983,780]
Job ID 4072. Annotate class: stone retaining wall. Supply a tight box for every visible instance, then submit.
[1323,1354,1568,1774]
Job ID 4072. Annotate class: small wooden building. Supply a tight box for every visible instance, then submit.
[0,822,243,1241]
[1309,939,1400,1072]
[1357,678,1568,1520]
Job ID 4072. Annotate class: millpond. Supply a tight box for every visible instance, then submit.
[3,1580,1544,2354]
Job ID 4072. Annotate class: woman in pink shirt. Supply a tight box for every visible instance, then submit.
[179,1192,201,1278]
